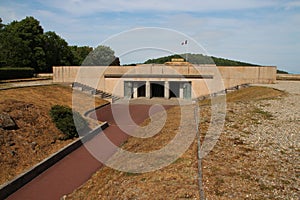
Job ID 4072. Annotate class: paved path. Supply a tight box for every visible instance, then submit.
[251,80,300,94]
[0,80,53,90]
[7,104,172,200]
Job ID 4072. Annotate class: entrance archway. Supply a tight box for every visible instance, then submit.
[150,81,164,98]
[137,82,146,97]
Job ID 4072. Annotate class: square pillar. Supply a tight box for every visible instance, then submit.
[164,81,169,99]
[179,83,184,99]
[133,82,138,98]
[146,81,150,98]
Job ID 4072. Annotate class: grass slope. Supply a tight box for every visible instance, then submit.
[0,85,107,185]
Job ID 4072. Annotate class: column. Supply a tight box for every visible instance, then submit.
[164,81,169,99]
[133,82,138,98]
[179,83,184,99]
[146,81,150,98]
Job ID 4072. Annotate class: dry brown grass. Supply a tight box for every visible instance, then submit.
[199,86,285,106]
[0,85,107,185]
[225,86,285,102]
[0,85,107,112]
[66,86,289,199]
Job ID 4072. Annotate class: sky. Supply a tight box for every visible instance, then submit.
[0,0,299,73]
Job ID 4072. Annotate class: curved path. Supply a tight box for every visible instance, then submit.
[7,103,172,200]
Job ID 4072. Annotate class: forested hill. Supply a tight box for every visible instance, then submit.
[144,53,258,66]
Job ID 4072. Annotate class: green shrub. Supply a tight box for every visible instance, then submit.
[0,67,35,80]
[49,105,88,140]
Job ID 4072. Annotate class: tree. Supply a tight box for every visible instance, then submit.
[144,53,259,66]
[0,18,4,30]
[0,16,45,71]
[0,16,115,73]
[43,31,74,72]
[0,17,75,72]
[144,54,182,64]
[70,45,93,65]
[82,45,119,66]
[0,27,32,67]
[109,57,120,66]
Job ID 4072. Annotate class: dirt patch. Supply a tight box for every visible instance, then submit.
[66,86,298,199]
[0,85,107,185]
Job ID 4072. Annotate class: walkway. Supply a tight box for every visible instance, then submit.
[251,80,300,94]
[7,103,172,200]
[0,79,53,90]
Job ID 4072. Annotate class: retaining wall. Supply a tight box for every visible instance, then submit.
[0,122,109,200]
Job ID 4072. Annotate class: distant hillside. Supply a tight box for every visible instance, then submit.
[144,53,258,66]
[277,69,289,74]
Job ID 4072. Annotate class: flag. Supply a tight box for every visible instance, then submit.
[181,40,188,45]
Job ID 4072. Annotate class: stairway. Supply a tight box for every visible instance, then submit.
[72,82,121,102]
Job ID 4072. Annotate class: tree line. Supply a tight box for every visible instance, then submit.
[0,16,93,73]
[144,54,288,73]
[144,53,259,66]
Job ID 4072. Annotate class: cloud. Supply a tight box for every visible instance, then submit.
[37,0,277,15]
[0,0,299,73]
[285,1,300,10]
[0,3,28,23]
[154,10,300,73]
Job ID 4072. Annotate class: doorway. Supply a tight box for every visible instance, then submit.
[150,81,164,98]
[137,82,146,97]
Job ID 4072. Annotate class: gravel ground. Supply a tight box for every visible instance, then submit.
[249,81,299,152]
[248,81,300,199]
[207,81,300,199]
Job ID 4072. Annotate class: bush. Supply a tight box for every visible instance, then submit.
[49,105,88,140]
[0,67,35,80]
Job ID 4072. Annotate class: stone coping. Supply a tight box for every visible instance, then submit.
[0,121,109,199]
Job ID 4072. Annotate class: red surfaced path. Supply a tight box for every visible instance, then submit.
[7,104,172,200]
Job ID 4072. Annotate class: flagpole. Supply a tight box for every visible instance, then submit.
[182,40,188,62]
[186,44,188,62]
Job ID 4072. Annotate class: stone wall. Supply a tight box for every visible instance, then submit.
[53,65,277,98]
